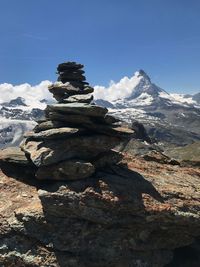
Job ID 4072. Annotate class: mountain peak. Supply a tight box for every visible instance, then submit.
[2,97,27,107]
[135,69,151,82]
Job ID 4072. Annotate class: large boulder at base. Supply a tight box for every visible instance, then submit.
[21,135,120,167]
[36,160,95,180]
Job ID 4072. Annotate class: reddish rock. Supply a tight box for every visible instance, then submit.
[0,155,200,267]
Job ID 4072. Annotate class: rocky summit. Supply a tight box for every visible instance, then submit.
[0,62,200,267]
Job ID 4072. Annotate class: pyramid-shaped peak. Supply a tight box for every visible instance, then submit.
[135,69,151,82]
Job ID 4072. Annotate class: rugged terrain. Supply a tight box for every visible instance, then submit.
[0,63,200,267]
[95,70,200,149]
[0,149,200,267]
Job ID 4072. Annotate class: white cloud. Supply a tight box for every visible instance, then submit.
[0,80,54,108]
[0,72,143,106]
[94,72,142,101]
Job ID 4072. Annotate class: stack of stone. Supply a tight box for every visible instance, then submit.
[21,61,134,181]
[50,62,93,103]
[57,62,85,83]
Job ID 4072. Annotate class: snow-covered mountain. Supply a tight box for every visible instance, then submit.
[0,71,199,149]
[0,98,46,148]
[0,81,56,148]
[95,70,200,109]
[95,70,200,147]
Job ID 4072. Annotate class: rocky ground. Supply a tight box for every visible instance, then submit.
[165,141,200,167]
[0,149,199,267]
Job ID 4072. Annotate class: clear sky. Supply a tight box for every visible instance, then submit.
[0,0,200,93]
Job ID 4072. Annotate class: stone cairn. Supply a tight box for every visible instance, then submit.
[21,61,134,181]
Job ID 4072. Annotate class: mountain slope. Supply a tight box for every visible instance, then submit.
[0,72,199,149]
[0,97,47,148]
[0,80,56,148]
[94,70,200,148]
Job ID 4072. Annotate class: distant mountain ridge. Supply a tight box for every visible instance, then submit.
[2,97,27,107]
[95,70,200,148]
[0,97,46,148]
[95,70,200,109]
[0,71,199,149]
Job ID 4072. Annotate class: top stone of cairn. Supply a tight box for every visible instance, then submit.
[57,61,84,71]
[49,61,93,102]
[57,61,86,84]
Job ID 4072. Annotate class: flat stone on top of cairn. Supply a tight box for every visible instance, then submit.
[21,61,134,181]
[49,61,93,103]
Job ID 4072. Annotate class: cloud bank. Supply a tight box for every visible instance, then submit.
[94,72,141,101]
[0,72,142,106]
[0,80,53,108]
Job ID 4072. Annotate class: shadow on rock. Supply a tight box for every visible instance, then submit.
[0,162,38,186]
[34,165,166,267]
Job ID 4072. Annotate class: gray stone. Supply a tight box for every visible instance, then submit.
[24,127,83,140]
[57,62,84,72]
[45,111,133,137]
[85,125,135,137]
[21,135,120,167]
[36,160,95,181]
[48,82,81,94]
[61,94,93,104]
[0,147,29,166]
[103,114,120,124]
[48,82,94,96]
[46,112,95,126]
[52,94,66,102]
[93,150,123,170]
[82,86,94,94]
[46,103,108,118]
[58,69,85,75]
[59,73,86,82]
[34,120,67,133]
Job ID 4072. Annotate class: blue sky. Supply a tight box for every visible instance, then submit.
[0,0,200,93]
